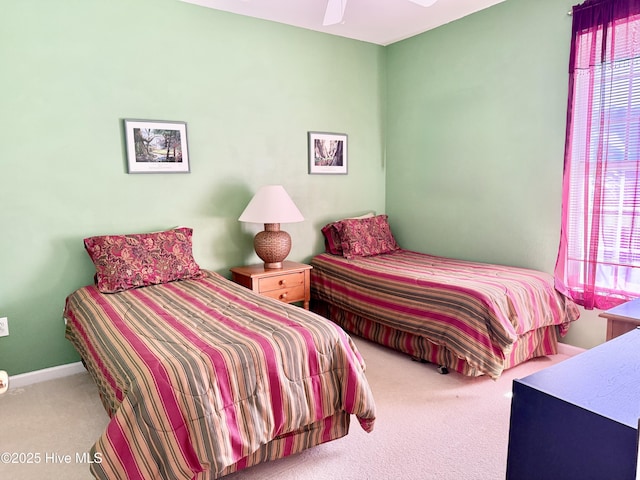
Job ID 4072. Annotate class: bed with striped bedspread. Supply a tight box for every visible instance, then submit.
[310,250,580,379]
[64,270,376,480]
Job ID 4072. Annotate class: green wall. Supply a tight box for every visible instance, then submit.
[386,0,571,271]
[385,0,604,348]
[0,0,386,375]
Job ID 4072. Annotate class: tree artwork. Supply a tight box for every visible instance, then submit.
[133,128,183,163]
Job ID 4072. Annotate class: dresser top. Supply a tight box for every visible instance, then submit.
[516,328,640,429]
[599,297,640,322]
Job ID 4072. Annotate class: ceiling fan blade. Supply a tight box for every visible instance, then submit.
[323,0,347,26]
[408,0,438,6]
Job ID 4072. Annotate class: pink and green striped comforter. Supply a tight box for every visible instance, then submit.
[64,270,376,480]
[311,250,580,378]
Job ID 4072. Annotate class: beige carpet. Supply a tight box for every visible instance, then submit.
[0,337,580,480]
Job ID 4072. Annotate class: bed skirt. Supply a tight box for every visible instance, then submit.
[218,412,350,478]
[312,300,560,378]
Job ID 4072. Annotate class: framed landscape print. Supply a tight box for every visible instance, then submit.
[124,119,190,173]
[308,131,348,175]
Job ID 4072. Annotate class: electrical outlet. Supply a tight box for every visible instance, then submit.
[0,317,8,337]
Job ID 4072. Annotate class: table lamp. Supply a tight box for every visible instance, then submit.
[238,185,304,269]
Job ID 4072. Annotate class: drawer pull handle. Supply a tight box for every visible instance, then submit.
[280,293,287,300]
[279,280,287,286]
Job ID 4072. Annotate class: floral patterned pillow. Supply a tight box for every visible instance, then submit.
[335,215,400,259]
[321,212,375,255]
[84,227,202,293]
[321,223,344,255]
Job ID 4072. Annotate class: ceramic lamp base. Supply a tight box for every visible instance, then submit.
[254,223,291,269]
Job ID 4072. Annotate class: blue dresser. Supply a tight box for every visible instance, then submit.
[506,328,640,480]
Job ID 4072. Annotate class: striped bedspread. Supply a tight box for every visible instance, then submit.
[64,270,376,480]
[311,250,580,378]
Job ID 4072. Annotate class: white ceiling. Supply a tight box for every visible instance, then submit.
[179,0,506,46]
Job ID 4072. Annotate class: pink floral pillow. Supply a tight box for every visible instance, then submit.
[321,212,375,255]
[321,223,343,255]
[84,227,202,293]
[334,215,400,259]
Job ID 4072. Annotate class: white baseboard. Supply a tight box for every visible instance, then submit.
[9,362,86,389]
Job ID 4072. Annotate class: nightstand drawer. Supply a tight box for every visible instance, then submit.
[260,284,305,303]
[229,261,312,310]
[258,272,304,293]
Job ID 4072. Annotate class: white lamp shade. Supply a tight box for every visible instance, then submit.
[238,185,304,224]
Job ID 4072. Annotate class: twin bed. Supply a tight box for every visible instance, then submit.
[64,218,579,478]
[311,214,580,379]
[64,228,376,480]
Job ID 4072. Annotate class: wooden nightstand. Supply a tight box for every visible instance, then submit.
[230,261,312,309]
[599,298,640,340]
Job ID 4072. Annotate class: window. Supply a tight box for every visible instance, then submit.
[555,0,640,310]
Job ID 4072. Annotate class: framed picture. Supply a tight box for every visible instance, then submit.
[124,119,190,173]
[308,131,348,175]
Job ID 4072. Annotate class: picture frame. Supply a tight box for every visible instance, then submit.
[308,131,348,175]
[124,119,190,173]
